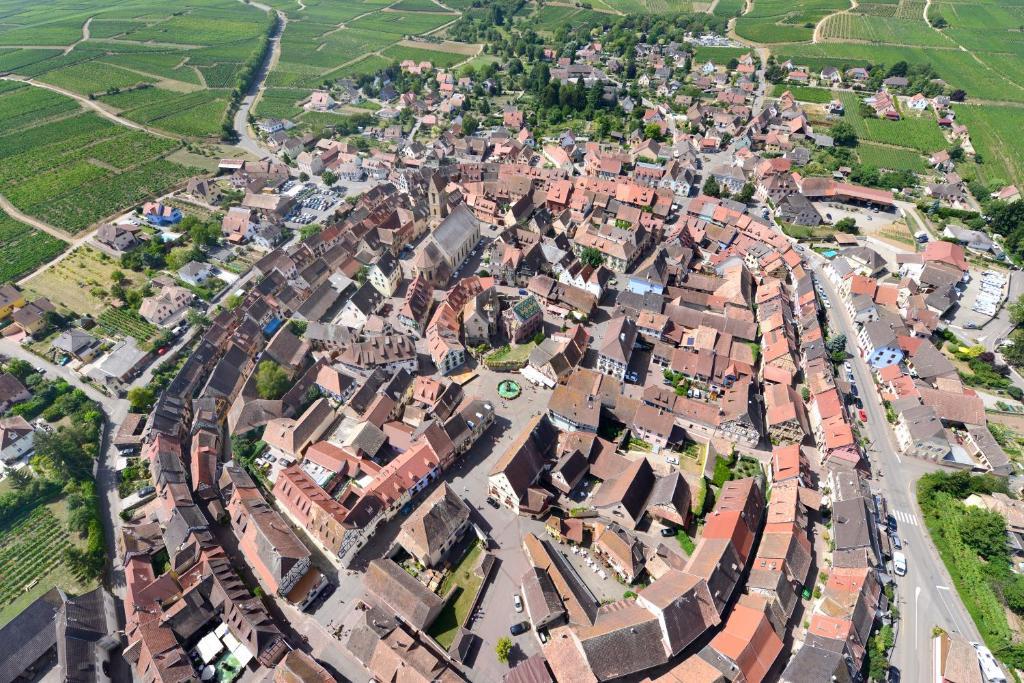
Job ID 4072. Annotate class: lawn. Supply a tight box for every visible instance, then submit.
[429,543,484,648]
[484,341,537,369]
[0,501,96,628]
[24,245,146,316]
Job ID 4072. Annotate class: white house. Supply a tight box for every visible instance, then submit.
[178,261,216,286]
[368,252,402,297]
[0,416,34,463]
[139,285,194,327]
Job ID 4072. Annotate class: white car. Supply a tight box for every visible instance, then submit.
[513,594,523,613]
[665,455,680,465]
[892,551,907,576]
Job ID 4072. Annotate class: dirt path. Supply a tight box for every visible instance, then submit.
[0,75,179,139]
[63,16,92,55]
[0,194,71,243]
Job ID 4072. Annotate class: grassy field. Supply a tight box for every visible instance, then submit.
[0,210,66,285]
[24,246,147,316]
[0,501,96,628]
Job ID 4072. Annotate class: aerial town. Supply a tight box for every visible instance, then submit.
[3,5,1024,683]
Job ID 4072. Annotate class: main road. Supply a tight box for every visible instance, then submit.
[804,252,983,680]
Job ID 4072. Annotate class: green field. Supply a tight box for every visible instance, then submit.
[952,104,1024,187]
[856,142,928,173]
[0,503,95,628]
[0,210,66,285]
[0,84,196,235]
[772,84,835,103]
[0,0,269,138]
[836,91,946,153]
[735,0,848,43]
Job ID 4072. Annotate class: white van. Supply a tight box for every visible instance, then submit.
[893,551,907,576]
[972,642,1008,683]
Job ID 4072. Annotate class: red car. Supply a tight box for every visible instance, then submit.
[859,409,867,422]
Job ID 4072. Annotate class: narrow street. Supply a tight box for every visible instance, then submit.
[804,253,983,680]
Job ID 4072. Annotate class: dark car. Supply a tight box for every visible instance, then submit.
[888,666,900,683]
[485,497,500,509]
[887,514,898,532]
[660,526,677,537]
[890,533,902,550]
[510,621,530,636]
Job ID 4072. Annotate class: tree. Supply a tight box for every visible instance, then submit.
[702,176,721,198]
[1009,294,1024,325]
[111,270,125,285]
[190,220,220,247]
[256,360,290,400]
[495,637,513,664]
[834,217,858,234]
[736,182,755,204]
[579,247,605,267]
[831,120,858,147]
[825,333,847,355]
[643,123,663,141]
[462,114,479,136]
[960,506,1008,561]
[322,170,337,186]
[299,172,309,182]
[127,387,156,413]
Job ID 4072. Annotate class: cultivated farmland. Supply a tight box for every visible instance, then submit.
[0,211,66,285]
[0,0,270,138]
[0,84,198,235]
[0,503,95,628]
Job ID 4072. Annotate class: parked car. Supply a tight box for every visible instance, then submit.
[138,485,156,497]
[890,533,902,550]
[510,622,530,636]
[887,514,897,532]
[660,526,677,537]
[513,594,523,613]
[486,497,500,509]
[665,455,679,465]
[859,409,867,422]
[893,551,907,576]
[844,361,853,375]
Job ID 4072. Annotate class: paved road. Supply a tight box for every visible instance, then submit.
[232,9,286,159]
[804,253,983,681]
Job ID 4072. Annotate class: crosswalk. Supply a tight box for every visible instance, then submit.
[890,509,919,527]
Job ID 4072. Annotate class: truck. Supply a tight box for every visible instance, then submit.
[893,551,907,576]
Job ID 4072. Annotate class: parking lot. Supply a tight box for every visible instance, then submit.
[282,181,343,227]
[948,268,1010,331]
